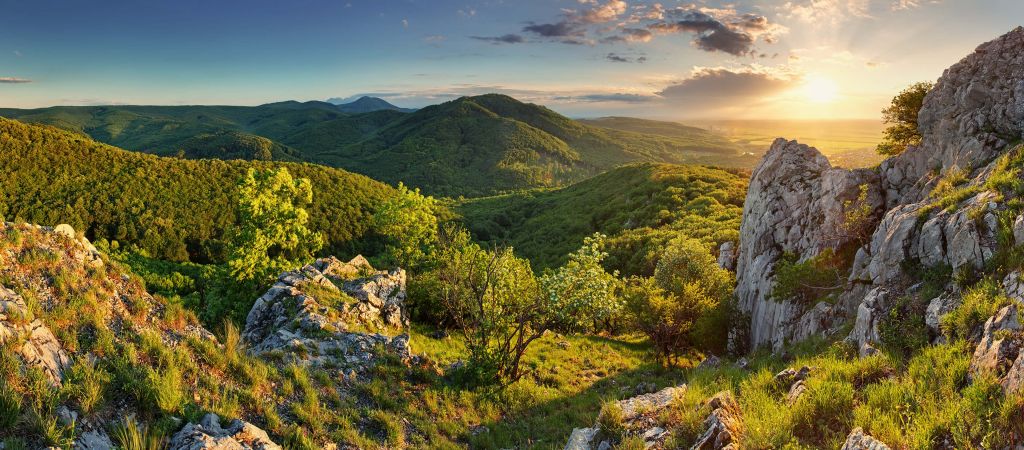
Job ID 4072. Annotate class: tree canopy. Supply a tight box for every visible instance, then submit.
[876,82,934,156]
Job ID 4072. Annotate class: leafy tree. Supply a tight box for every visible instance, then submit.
[876,82,933,156]
[770,249,846,307]
[227,167,323,283]
[538,233,621,332]
[628,238,734,364]
[372,182,439,270]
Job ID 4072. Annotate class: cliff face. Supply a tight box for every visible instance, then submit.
[734,27,1024,352]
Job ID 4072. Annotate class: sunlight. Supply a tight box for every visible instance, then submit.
[801,75,840,103]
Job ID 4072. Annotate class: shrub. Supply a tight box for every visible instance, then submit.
[372,182,440,270]
[111,419,167,450]
[790,379,854,447]
[878,295,930,358]
[771,249,846,306]
[596,401,625,443]
[145,365,183,414]
[65,359,110,414]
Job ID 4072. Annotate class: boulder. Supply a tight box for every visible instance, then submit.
[970,304,1022,381]
[562,385,685,450]
[847,288,890,356]
[925,294,961,338]
[75,429,114,450]
[168,413,281,450]
[717,242,737,271]
[840,427,891,450]
[563,427,598,450]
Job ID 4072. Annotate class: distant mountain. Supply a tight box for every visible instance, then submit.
[327,96,416,113]
[579,116,724,141]
[0,94,749,197]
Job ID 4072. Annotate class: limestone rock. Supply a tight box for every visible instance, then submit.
[562,385,685,450]
[168,413,281,450]
[970,304,1022,380]
[717,242,737,271]
[242,257,412,371]
[691,392,742,450]
[847,288,890,356]
[75,429,114,450]
[0,285,72,386]
[734,138,883,351]
[563,427,598,450]
[840,427,891,450]
[925,294,961,337]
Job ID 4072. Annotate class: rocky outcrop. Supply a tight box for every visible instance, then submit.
[562,385,685,450]
[691,392,742,450]
[735,27,1024,352]
[970,303,1023,393]
[0,285,72,386]
[735,139,883,350]
[169,413,281,450]
[840,427,891,450]
[242,256,412,370]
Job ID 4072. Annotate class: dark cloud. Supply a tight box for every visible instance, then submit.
[555,93,657,103]
[471,34,525,44]
[522,21,582,38]
[649,11,758,56]
[658,67,796,107]
[0,77,31,84]
[605,53,647,63]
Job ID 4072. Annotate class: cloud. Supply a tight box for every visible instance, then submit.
[523,21,582,38]
[556,93,658,103]
[605,53,646,63]
[423,35,446,43]
[0,77,32,84]
[648,9,787,56]
[402,19,409,28]
[574,0,628,24]
[471,34,526,44]
[780,0,936,24]
[657,66,798,107]
[13,50,22,57]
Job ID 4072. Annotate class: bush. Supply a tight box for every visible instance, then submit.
[0,383,20,431]
[878,295,930,358]
[65,359,110,414]
[771,249,846,306]
[628,238,734,363]
[941,278,1012,342]
[596,401,625,443]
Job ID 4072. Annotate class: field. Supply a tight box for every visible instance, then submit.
[690,119,886,168]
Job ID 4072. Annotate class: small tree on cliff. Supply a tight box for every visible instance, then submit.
[227,167,323,284]
[876,81,934,156]
[372,182,439,270]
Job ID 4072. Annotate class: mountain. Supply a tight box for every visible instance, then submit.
[0,117,394,263]
[319,94,748,196]
[579,116,728,142]
[458,162,748,273]
[0,95,748,197]
[329,95,416,113]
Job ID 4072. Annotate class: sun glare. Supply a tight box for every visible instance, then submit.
[802,76,840,103]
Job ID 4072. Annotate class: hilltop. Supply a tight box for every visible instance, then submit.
[328,96,417,113]
[0,95,748,197]
[0,117,393,263]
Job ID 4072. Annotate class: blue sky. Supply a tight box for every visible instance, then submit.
[1,0,1022,119]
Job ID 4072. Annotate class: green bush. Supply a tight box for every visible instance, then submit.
[771,249,847,306]
[596,401,626,443]
[65,359,110,414]
[876,82,933,156]
[111,419,167,450]
[0,383,21,431]
[941,278,1012,342]
[879,296,930,358]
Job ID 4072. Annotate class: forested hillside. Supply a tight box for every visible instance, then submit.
[0,117,393,263]
[0,95,748,197]
[458,163,748,274]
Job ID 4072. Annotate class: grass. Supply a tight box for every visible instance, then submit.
[111,419,167,450]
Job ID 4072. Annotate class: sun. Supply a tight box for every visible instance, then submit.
[801,76,840,103]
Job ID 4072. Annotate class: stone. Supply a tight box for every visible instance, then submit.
[848,288,890,356]
[970,304,1022,388]
[690,392,742,450]
[696,355,720,370]
[840,427,891,450]
[563,427,597,450]
[75,429,114,450]
[1014,215,1024,246]
[168,413,282,450]
[925,294,960,336]
[0,285,72,386]
[717,241,737,271]
[54,223,77,240]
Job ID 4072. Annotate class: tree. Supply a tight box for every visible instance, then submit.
[372,182,439,270]
[628,238,734,364]
[227,167,323,283]
[538,233,621,333]
[438,229,622,384]
[876,82,933,156]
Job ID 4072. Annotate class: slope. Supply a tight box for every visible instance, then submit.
[457,162,748,274]
[0,117,393,263]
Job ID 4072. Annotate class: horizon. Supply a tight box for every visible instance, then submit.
[1,1,1022,120]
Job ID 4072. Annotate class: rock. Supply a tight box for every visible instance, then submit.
[970,304,1022,379]
[691,392,742,450]
[75,429,114,450]
[0,285,72,386]
[596,440,612,450]
[1005,271,1024,302]
[785,380,807,405]
[925,294,960,337]
[717,242,737,271]
[54,223,77,240]
[315,255,374,280]
[563,427,597,450]
[773,366,811,391]
[792,301,846,344]
[57,405,77,426]
[242,258,412,371]
[840,427,891,450]
[734,358,748,370]
[696,355,720,370]
[1014,215,1024,246]
[734,138,883,351]
[847,288,890,356]
[168,413,281,450]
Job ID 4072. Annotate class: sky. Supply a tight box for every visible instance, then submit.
[0,0,1021,120]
